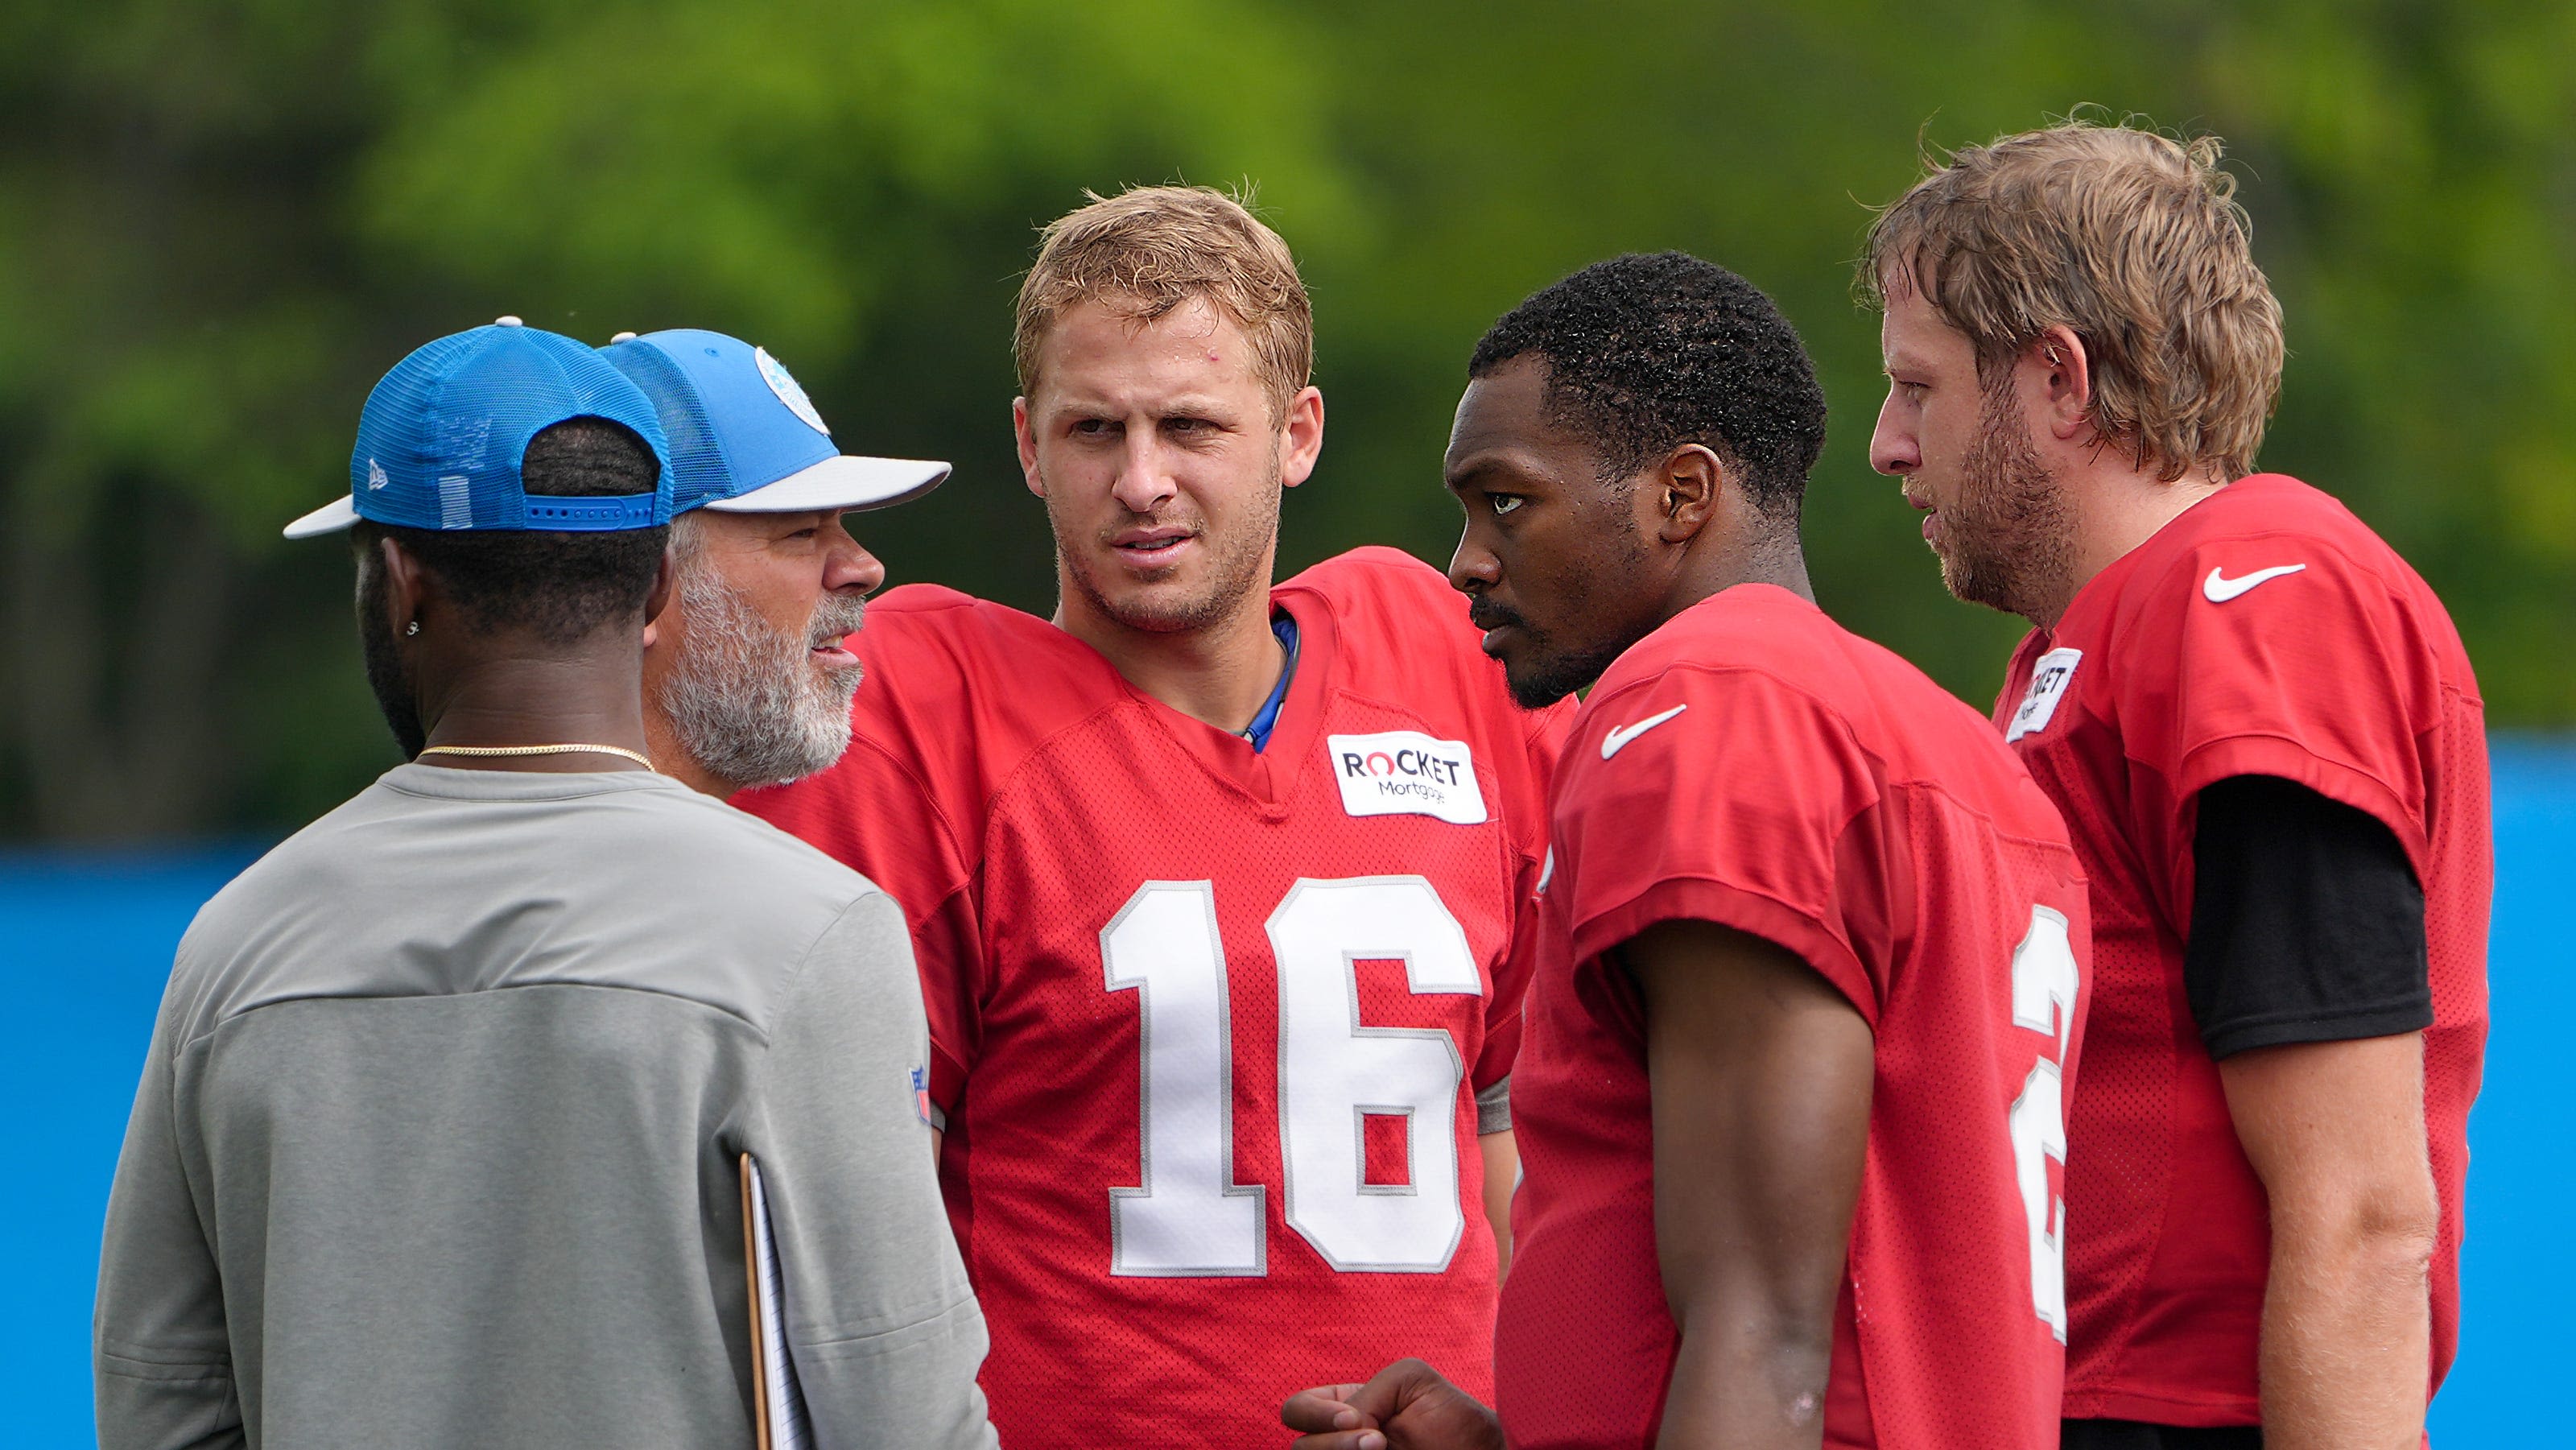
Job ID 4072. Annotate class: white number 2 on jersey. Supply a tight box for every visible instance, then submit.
[2008,905,2079,1341]
[1102,876,1483,1277]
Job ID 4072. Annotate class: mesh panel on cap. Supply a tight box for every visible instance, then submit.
[353,326,669,531]
[350,330,489,526]
[604,341,730,510]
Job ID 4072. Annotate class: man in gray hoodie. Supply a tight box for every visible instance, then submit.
[92,319,996,1450]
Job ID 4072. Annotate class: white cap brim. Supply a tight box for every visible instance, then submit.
[283,495,359,539]
[701,454,951,515]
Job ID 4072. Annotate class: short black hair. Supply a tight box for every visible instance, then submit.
[1468,252,1827,518]
[352,417,668,645]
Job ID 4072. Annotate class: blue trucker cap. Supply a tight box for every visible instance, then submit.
[283,317,675,539]
[598,328,948,515]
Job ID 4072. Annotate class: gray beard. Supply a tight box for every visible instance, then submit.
[659,563,867,791]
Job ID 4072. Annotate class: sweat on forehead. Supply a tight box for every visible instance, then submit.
[1468,252,1826,515]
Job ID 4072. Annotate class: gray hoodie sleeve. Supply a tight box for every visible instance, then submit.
[747,890,998,1450]
[94,983,245,1450]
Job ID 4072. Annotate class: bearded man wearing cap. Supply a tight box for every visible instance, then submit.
[91,320,997,1450]
[589,328,948,798]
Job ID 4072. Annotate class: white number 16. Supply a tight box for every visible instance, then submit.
[1102,875,1483,1278]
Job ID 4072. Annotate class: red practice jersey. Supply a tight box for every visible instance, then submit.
[1496,584,2090,1450]
[741,548,1566,1448]
[1993,474,2490,1427]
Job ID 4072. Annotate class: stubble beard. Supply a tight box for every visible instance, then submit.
[1489,609,1629,710]
[1045,447,1283,636]
[1472,494,1652,709]
[1938,376,2078,622]
[356,556,427,759]
[658,561,868,791]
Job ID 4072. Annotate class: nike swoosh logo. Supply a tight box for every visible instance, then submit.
[1600,704,1688,759]
[2202,564,2306,602]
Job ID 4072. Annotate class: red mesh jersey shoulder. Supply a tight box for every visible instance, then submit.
[1595,585,2074,849]
[2110,473,2466,627]
[848,584,1133,775]
[2095,473,2481,722]
[1275,545,1455,609]
[2091,473,2482,901]
[2094,474,2462,651]
[1278,547,1507,702]
[1557,585,2079,1019]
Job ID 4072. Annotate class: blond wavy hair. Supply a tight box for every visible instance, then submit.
[1862,119,2285,481]
[1014,184,1314,421]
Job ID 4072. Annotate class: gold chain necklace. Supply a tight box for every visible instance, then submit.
[416,742,656,770]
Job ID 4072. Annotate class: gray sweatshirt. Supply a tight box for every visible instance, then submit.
[93,763,997,1450]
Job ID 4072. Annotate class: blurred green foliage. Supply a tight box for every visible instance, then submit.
[3,0,2570,839]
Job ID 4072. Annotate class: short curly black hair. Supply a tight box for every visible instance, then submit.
[1468,252,1827,518]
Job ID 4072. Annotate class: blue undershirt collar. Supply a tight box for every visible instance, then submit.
[1241,614,1299,752]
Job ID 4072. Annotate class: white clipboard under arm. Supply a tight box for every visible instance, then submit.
[741,1153,814,1450]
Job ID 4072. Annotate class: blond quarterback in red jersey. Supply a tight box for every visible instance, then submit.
[741,186,1567,1448]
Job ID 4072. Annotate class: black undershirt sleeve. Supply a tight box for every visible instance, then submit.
[2060,1417,2264,1449]
[2061,1421,2267,1450]
[2184,774,2431,1060]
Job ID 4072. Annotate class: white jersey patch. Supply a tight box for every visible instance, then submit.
[2005,647,2084,743]
[1327,732,1488,824]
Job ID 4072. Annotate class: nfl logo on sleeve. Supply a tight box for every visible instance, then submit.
[910,1065,941,1130]
[2006,647,2084,742]
[1327,732,1488,824]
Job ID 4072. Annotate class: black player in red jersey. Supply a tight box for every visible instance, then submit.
[1287,255,2087,1450]
[1864,121,2488,1449]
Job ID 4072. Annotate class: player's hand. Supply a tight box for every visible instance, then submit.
[1282,1358,1504,1450]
